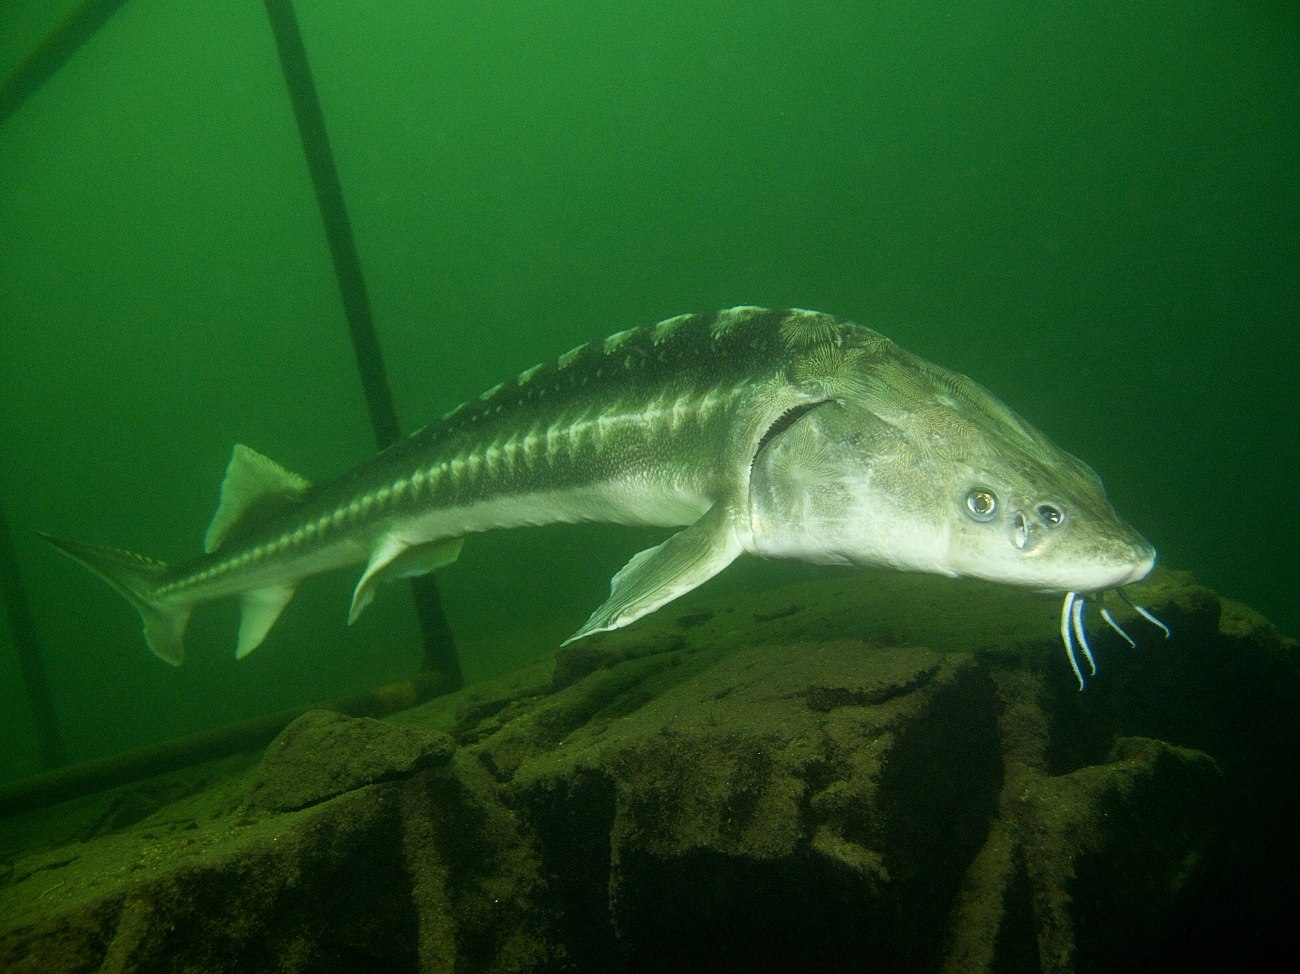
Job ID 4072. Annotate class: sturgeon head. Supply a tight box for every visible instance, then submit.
[746,316,1161,683]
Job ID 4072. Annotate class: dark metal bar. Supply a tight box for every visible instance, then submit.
[262,0,461,687]
[0,497,66,769]
[0,0,121,774]
[0,0,131,128]
[0,668,456,820]
[262,0,400,446]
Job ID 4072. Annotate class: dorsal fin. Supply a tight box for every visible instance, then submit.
[204,444,311,553]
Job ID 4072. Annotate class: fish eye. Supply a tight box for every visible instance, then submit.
[965,488,998,522]
[1036,503,1064,528]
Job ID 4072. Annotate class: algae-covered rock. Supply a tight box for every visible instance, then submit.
[0,570,1296,973]
[243,709,454,814]
[1017,737,1223,974]
[569,644,1000,973]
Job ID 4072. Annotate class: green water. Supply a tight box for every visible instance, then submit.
[0,1,1295,782]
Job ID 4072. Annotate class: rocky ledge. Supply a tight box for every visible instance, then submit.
[1,569,1296,973]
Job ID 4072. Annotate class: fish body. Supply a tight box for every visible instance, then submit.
[45,307,1158,680]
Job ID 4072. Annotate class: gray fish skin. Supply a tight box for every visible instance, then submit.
[43,307,1155,665]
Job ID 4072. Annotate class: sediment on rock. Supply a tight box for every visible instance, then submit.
[0,569,1295,973]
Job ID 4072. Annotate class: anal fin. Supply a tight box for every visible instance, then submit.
[563,503,743,644]
[236,585,297,659]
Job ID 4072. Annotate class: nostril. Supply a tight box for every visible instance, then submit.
[1013,512,1030,550]
[1037,503,1064,527]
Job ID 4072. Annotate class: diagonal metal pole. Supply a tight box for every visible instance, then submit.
[0,0,130,128]
[263,0,461,689]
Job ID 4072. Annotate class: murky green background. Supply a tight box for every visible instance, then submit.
[1,1,1295,782]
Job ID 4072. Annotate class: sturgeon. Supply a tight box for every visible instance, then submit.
[44,307,1165,686]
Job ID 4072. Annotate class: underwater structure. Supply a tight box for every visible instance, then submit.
[1,567,1297,973]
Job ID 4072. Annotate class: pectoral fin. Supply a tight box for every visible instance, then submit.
[564,503,743,644]
[349,535,465,624]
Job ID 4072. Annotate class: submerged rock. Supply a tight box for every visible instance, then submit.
[243,709,454,814]
[0,569,1296,973]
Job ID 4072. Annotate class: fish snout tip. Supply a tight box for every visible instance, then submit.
[1126,542,1157,585]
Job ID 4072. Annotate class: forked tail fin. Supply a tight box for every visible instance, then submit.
[40,533,192,665]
